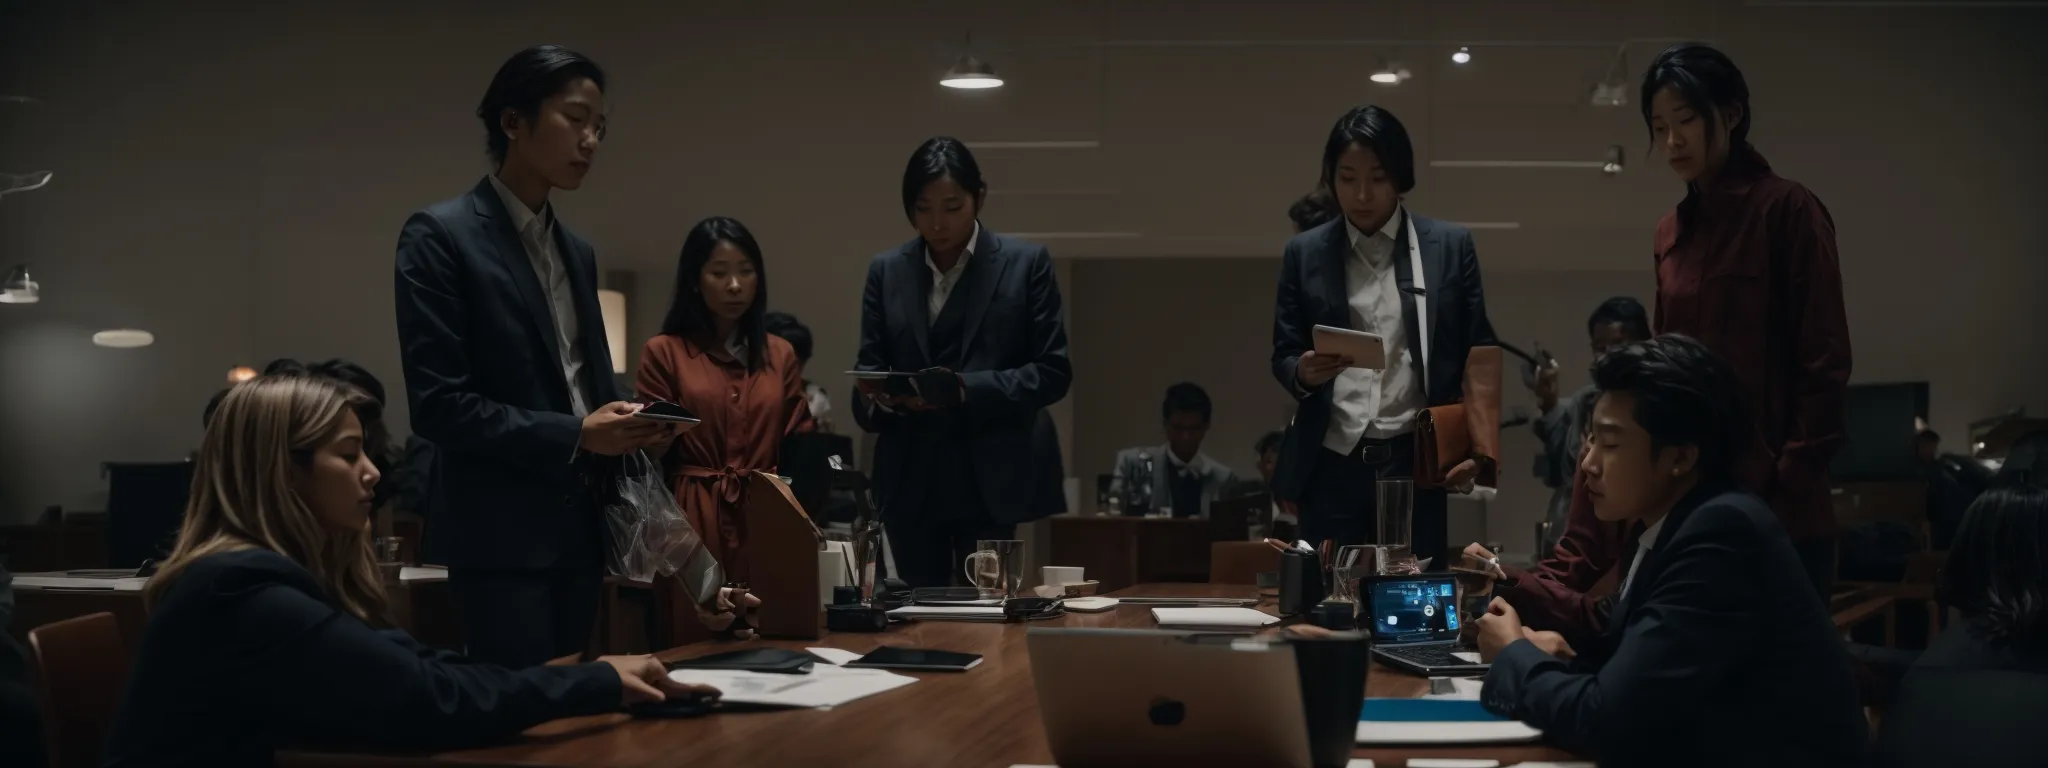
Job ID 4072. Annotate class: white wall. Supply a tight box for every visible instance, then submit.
[2,0,2044,527]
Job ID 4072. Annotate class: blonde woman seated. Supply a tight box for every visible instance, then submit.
[103,376,718,767]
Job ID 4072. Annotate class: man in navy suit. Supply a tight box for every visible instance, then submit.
[394,46,670,667]
[854,137,1072,589]
[1475,336,1867,766]
[1270,105,1496,562]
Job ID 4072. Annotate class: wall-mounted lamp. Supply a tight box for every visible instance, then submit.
[1,264,37,304]
[227,366,258,383]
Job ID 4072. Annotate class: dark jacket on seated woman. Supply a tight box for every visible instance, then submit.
[103,549,620,767]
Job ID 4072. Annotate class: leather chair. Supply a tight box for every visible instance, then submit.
[28,612,129,768]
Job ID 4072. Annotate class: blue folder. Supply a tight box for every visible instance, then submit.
[1357,697,1511,723]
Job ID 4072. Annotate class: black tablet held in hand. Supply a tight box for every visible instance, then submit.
[843,646,983,672]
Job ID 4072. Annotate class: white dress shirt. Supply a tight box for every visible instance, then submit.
[1321,207,1426,453]
[924,221,981,323]
[1618,514,1668,602]
[487,175,590,417]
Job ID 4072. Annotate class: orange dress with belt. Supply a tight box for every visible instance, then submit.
[635,332,812,642]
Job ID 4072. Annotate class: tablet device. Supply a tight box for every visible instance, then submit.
[845,370,920,399]
[1311,325,1388,370]
[843,646,983,672]
[633,399,704,429]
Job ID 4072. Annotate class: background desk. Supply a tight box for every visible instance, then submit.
[280,583,1580,768]
[1047,515,1217,591]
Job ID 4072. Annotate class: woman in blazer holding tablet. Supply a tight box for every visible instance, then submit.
[1270,105,1496,561]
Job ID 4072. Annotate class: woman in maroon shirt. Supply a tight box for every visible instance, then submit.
[637,216,814,643]
[1641,43,1853,599]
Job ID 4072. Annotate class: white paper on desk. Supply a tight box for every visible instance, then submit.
[1503,763,1595,768]
[1355,720,1542,745]
[1009,761,1374,768]
[1150,607,1279,629]
[1424,676,1485,701]
[804,647,863,666]
[1312,325,1387,370]
[666,665,915,709]
[13,575,149,591]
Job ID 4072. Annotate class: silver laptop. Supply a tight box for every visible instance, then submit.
[1026,628,1312,768]
[1363,574,1489,676]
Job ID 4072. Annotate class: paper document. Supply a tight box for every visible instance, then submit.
[805,647,863,666]
[1009,761,1374,768]
[13,575,149,591]
[1116,597,1260,607]
[1355,698,1541,745]
[1424,676,1484,701]
[1312,325,1387,370]
[1150,607,1279,630]
[667,664,915,709]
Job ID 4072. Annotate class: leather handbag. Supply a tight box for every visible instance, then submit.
[1416,346,1503,489]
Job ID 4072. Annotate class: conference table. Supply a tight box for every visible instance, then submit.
[279,583,1582,767]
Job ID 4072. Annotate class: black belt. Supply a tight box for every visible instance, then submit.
[1349,435,1406,465]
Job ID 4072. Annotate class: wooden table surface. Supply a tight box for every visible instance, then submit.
[282,584,1581,768]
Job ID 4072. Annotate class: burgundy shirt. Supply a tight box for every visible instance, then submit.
[1498,471,1633,641]
[1653,147,1852,541]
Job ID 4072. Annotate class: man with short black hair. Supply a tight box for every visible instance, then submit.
[394,45,672,667]
[1111,383,1234,518]
[1475,335,1866,765]
[765,310,831,432]
[1528,296,1651,551]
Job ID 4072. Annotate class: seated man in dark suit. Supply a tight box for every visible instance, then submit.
[1474,336,1866,766]
[1876,483,2048,768]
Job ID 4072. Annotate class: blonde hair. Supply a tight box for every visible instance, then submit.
[147,375,390,624]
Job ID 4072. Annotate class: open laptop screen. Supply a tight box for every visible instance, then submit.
[1364,575,1459,645]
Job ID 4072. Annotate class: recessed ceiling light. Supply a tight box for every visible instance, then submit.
[1451,47,1472,65]
[92,329,154,348]
[1371,61,1412,85]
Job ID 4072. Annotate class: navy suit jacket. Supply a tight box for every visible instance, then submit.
[393,178,623,570]
[1481,486,1868,766]
[853,226,1072,526]
[1269,213,1495,500]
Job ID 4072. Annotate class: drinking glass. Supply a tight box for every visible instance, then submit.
[1375,479,1418,575]
[1328,545,1373,612]
[962,539,1026,600]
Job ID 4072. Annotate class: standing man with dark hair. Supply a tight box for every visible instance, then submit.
[394,45,673,667]
[1641,43,1852,599]
[764,310,831,432]
[854,136,1071,588]
[1476,336,1866,765]
[1528,296,1651,551]
[1110,382,1235,518]
[1271,105,1496,562]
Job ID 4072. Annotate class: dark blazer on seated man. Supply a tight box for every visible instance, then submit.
[103,550,620,768]
[397,173,626,666]
[1482,486,1866,765]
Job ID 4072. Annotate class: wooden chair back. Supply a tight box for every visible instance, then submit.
[27,612,130,768]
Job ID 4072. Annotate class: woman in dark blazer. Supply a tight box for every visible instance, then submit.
[1877,483,2048,767]
[103,376,715,767]
[853,136,1072,589]
[1270,105,1496,562]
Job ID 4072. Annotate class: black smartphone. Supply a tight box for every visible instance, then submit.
[843,646,983,672]
[627,690,720,718]
[634,400,702,425]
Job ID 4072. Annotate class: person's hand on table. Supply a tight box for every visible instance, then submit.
[698,586,762,640]
[581,402,673,456]
[598,654,721,706]
[1256,624,1338,641]
[1521,627,1575,660]
[1442,459,1480,495]
[1294,351,1352,390]
[1475,597,1526,664]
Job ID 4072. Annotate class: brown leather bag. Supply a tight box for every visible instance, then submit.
[1416,346,1503,489]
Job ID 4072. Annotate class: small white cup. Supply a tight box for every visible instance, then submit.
[1043,565,1085,587]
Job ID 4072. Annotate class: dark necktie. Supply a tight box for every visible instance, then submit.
[1171,467,1204,518]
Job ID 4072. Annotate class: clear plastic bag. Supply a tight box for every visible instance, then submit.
[603,450,723,604]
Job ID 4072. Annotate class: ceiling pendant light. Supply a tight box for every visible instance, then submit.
[1602,145,1626,176]
[1,264,37,304]
[940,31,1003,90]
[92,329,154,349]
[1451,47,1472,65]
[1371,60,1412,85]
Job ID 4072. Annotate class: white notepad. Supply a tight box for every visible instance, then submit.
[1312,325,1387,370]
[1149,607,1280,630]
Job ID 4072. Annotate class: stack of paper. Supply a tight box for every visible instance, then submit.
[1149,607,1279,630]
[666,664,916,709]
[1354,698,1542,744]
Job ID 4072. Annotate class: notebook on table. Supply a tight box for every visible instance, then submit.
[1150,607,1279,631]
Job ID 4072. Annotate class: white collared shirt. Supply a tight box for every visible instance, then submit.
[1322,207,1425,453]
[1618,515,1668,602]
[487,174,590,417]
[924,221,981,324]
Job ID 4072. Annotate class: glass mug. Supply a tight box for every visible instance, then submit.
[962,539,1026,600]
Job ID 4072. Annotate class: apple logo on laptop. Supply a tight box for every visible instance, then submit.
[1147,697,1187,726]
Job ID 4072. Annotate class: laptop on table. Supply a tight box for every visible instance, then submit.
[1363,574,1489,676]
